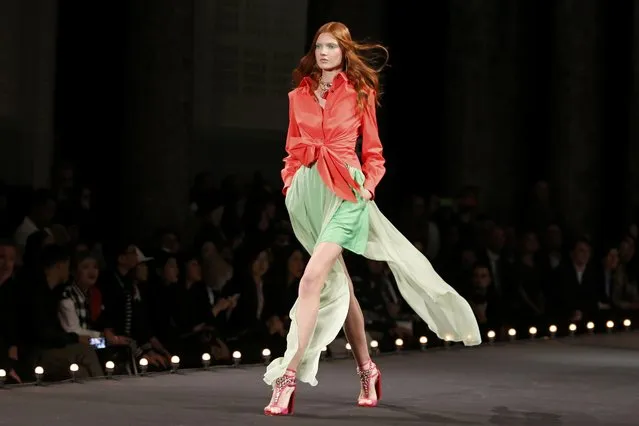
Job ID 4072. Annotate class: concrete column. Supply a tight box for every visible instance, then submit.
[0,0,56,187]
[120,0,194,237]
[442,0,522,220]
[548,0,603,235]
[627,3,639,222]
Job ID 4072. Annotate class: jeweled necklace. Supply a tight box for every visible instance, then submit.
[317,79,332,98]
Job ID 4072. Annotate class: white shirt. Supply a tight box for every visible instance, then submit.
[58,298,102,338]
[14,216,39,249]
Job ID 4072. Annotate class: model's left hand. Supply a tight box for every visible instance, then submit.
[360,188,372,201]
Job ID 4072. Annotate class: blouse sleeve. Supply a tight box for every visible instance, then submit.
[360,90,386,198]
[281,92,302,196]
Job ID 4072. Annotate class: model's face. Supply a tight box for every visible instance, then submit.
[315,33,342,71]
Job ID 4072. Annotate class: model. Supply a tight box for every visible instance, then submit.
[263,22,481,416]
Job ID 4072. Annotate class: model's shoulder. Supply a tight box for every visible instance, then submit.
[288,87,308,105]
[288,87,301,97]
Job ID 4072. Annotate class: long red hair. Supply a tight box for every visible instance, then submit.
[292,22,388,110]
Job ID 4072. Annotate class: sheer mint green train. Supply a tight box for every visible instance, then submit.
[263,164,481,387]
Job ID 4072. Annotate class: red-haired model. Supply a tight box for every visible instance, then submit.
[263,22,481,416]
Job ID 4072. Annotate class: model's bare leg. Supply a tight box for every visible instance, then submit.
[340,257,381,406]
[265,241,343,415]
[340,257,371,367]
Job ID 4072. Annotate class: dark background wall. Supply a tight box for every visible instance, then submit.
[1,0,638,241]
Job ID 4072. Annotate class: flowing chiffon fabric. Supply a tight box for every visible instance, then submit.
[263,164,481,387]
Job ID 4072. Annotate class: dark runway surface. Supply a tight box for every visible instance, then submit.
[2,333,638,425]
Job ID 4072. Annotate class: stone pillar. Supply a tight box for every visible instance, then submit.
[548,0,603,235]
[442,0,522,220]
[0,0,56,187]
[121,0,193,237]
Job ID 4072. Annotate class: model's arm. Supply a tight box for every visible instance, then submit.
[281,92,302,196]
[360,90,386,199]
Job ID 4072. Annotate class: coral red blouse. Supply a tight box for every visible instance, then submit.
[281,72,385,202]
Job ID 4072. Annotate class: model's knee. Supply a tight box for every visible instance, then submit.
[298,268,323,297]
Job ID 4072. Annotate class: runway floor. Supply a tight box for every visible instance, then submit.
[1,333,638,426]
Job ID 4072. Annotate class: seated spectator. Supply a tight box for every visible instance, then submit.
[223,245,285,363]
[553,238,598,323]
[465,263,505,332]
[0,240,21,383]
[24,244,103,381]
[612,238,639,312]
[172,252,231,366]
[99,241,171,369]
[58,250,108,339]
[594,245,618,316]
[511,231,545,327]
[14,189,56,251]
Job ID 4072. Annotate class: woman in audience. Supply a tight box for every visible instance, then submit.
[172,252,231,366]
[224,245,286,364]
[58,251,105,339]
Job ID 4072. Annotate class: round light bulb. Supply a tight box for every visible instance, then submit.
[569,324,577,332]
[606,320,614,329]
[262,348,271,357]
[0,369,6,378]
[35,366,44,375]
[623,319,631,327]
[508,328,516,336]
[529,327,537,335]
[487,330,496,339]
[170,355,180,364]
[139,358,149,366]
[370,340,379,348]
[201,353,211,362]
[395,338,404,347]
[69,363,79,372]
[232,351,241,359]
[587,321,595,330]
[549,325,558,333]
[419,336,428,344]
[105,361,115,370]
[345,342,352,350]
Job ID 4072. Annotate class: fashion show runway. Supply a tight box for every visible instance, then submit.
[2,334,638,426]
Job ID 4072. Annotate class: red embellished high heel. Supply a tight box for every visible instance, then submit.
[357,361,381,407]
[264,369,297,416]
